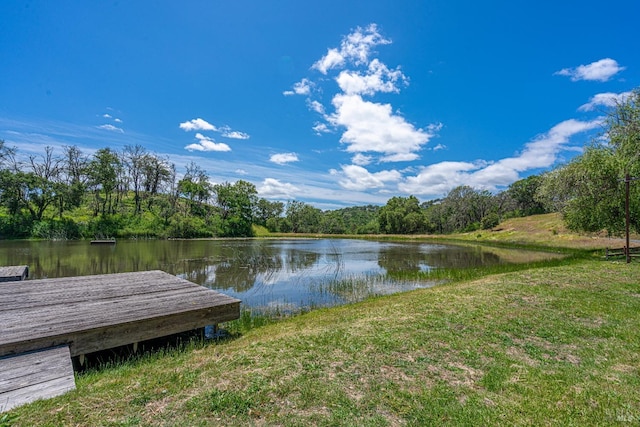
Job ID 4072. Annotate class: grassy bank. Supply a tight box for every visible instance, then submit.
[268,213,631,252]
[5,254,640,426]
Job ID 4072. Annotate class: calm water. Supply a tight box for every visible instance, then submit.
[0,239,560,313]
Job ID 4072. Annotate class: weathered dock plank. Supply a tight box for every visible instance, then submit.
[0,346,75,413]
[0,270,241,358]
[0,265,28,282]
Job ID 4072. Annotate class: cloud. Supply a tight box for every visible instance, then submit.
[270,152,299,165]
[179,118,217,132]
[97,124,124,133]
[258,178,300,199]
[329,94,432,162]
[184,133,231,152]
[102,112,123,124]
[291,24,438,165]
[222,130,250,140]
[399,161,483,196]
[352,153,373,166]
[180,119,249,141]
[578,91,632,111]
[312,24,391,74]
[555,58,625,82]
[335,59,407,96]
[284,78,313,96]
[313,48,345,75]
[313,123,331,135]
[307,100,326,115]
[235,169,248,175]
[332,164,402,191]
[399,118,603,196]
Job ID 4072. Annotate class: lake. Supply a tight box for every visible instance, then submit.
[0,239,561,314]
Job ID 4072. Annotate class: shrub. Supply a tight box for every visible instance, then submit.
[481,213,501,230]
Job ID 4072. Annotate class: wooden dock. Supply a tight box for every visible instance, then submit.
[90,239,116,245]
[1,346,76,413]
[0,270,240,412]
[0,265,28,282]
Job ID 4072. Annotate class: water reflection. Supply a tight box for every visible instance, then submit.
[0,239,560,313]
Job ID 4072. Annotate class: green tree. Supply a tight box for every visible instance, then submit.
[286,200,322,233]
[0,147,63,221]
[87,148,123,216]
[61,145,88,212]
[123,145,147,215]
[255,198,284,227]
[213,180,258,237]
[320,210,346,234]
[177,162,212,216]
[506,175,547,217]
[141,153,172,210]
[378,196,426,234]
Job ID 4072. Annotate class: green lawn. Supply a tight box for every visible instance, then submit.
[5,255,640,426]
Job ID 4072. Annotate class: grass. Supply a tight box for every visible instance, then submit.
[6,256,640,425]
[447,213,634,251]
[4,214,640,425]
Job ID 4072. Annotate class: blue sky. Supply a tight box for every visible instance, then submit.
[1,1,638,210]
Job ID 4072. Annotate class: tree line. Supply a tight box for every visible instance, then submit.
[0,138,546,239]
[0,88,637,239]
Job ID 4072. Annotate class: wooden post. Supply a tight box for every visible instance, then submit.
[626,174,631,264]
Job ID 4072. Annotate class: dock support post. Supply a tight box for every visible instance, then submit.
[133,342,139,353]
[79,354,85,367]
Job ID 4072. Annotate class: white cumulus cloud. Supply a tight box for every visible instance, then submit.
[184,133,231,152]
[555,58,625,82]
[399,161,482,197]
[312,24,391,74]
[307,100,326,115]
[313,122,331,135]
[352,153,373,166]
[258,178,300,199]
[333,164,402,191]
[292,24,438,165]
[336,59,407,96]
[329,94,432,162]
[270,152,299,165]
[284,78,313,96]
[179,118,217,132]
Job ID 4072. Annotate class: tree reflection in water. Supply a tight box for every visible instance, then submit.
[0,239,560,313]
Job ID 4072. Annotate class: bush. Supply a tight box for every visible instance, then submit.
[481,213,501,230]
[167,216,213,238]
[32,218,82,240]
[86,215,125,238]
[0,214,33,238]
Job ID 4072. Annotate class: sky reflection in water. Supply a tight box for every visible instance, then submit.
[0,239,560,313]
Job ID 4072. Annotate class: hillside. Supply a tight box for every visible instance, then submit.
[456,213,631,250]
